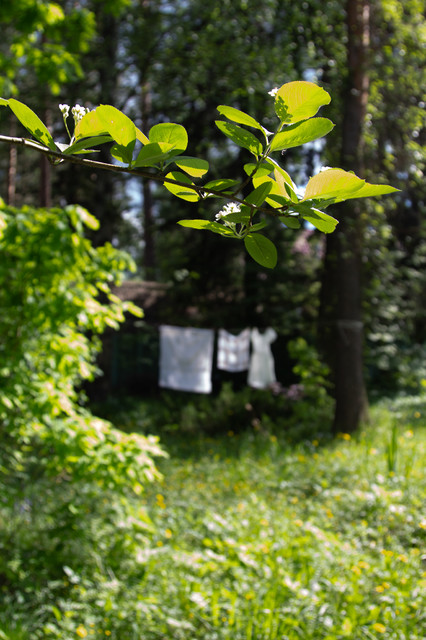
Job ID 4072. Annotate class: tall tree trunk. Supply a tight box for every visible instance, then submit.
[141,80,156,278]
[7,116,17,206]
[319,0,370,433]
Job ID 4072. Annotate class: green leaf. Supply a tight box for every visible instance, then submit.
[136,127,149,145]
[8,98,57,150]
[95,105,136,162]
[63,135,112,155]
[178,219,235,237]
[249,220,268,233]
[244,233,277,268]
[252,175,288,208]
[270,117,334,151]
[0,98,8,106]
[296,204,338,233]
[133,142,174,167]
[303,169,365,202]
[244,161,274,178]
[217,105,263,130]
[215,121,263,156]
[273,166,298,203]
[281,216,301,229]
[163,171,200,202]
[149,122,188,154]
[110,144,133,163]
[204,178,239,193]
[245,182,273,207]
[173,156,209,177]
[275,81,331,124]
[222,206,251,224]
[340,182,399,200]
[75,110,108,139]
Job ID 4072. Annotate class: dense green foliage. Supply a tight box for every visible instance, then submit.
[0,201,164,637]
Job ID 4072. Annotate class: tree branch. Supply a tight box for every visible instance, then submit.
[0,133,285,217]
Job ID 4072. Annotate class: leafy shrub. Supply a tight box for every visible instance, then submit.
[0,201,165,637]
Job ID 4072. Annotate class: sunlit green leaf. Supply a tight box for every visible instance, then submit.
[164,171,200,202]
[149,122,188,154]
[75,110,108,139]
[275,81,331,124]
[217,105,263,130]
[244,233,277,268]
[96,105,137,152]
[303,169,399,203]
[273,166,298,203]
[173,156,209,177]
[178,219,235,236]
[8,98,57,150]
[297,204,339,233]
[133,142,174,167]
[342,182,399,200]
[215,121,263,156]
[270,117,334,151]
[244,161,274,178]
[136,127,149,145]
[204,178,239,193]
[252,176,287,208]
[0,98,8,106]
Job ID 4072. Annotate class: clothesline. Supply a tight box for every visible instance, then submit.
[159,325,277,394]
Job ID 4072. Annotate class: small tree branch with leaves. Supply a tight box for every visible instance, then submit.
[0,81,397,268]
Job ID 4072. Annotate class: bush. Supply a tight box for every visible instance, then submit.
[0,201,165,637]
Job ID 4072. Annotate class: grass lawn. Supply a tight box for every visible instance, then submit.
[135,396,426,640]
[1,395,425,639]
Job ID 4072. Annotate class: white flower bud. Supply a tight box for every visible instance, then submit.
[59,103,70,118]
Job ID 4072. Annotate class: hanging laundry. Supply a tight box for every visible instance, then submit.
[248,327,277,389]
[159,325,214,393]
[217,328,251,372]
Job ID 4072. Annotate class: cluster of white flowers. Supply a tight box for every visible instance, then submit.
[72,104,90,123]
[59,103,91,123]
[215,202,241,221]
[268,87,279,97]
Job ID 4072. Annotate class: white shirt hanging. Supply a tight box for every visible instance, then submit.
[248,327,277,389]
[159,325,214,393]
[217,328,250,372]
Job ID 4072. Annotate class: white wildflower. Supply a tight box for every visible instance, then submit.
[268,87,279,97]
[59,103,70,118]
[319,166,332,172]
[215,202,241,221]
[71,104,89,123]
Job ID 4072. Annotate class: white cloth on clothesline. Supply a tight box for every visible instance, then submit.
[159,325,214,393]
[248,327,277,389]
[217,328,250,372]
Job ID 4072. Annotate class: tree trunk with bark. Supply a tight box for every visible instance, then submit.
[319,0,370,433]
